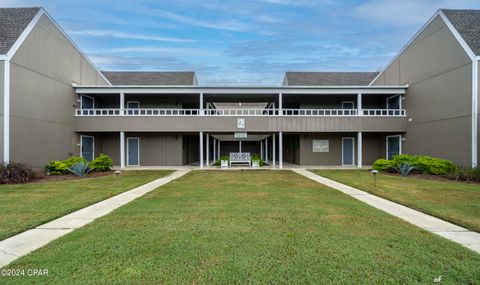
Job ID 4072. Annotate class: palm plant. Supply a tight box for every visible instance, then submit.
[68,161,92,177]
[395,162,415,177]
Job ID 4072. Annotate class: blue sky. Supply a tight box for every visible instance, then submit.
[4,0,480,84]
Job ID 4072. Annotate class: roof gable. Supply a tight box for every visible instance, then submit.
[442,9,480,56]
[284,72,379,86]
[0,7,40,54]
[101,71,197,86]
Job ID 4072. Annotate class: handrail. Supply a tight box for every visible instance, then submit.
[75,108,406,117]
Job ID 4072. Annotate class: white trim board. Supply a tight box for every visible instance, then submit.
[3,60,10,164]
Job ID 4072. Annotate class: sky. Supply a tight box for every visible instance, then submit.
[3,0,480,85]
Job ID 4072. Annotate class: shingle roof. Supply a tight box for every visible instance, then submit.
[283,72,379,86]
[101,71,198,86]
[0,7,40,54]
[442,9,480,56]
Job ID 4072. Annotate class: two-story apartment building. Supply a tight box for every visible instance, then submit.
[0,7,478,169]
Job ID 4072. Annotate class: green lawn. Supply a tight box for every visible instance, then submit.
[2,170,479,284]
[0,170,172,240]
[311,169,480,232]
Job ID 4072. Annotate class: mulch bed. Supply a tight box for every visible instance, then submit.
[383,172,480,184]
[32,171,115,183]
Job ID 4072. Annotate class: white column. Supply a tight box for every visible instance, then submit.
[239,141,242,153]
[3,60,10,164]
[357,93,362,116]
[357,131,363,168]
[279,92,283,115]
[265,138,268,163]
[213,138,216,162]
[120,92,125,115]
[260,140,263,160]
[120,131,125,169]
[206,134,209,166]
[279,132,283,169]
[273,133,276,167]
[199,93,204,115]
[199,132,203,168]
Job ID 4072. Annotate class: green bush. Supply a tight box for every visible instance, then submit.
[45,160,68,175]
[372,154,456,175]
[45,156,88,175]
[413,156,456,175]
[447,167,480,182]
[213,155,229,166]
[372,159,395,171]
[90,154,113,172]
[0,163,36,184]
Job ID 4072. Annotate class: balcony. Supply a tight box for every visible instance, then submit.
[74,108,407,133]
[75,108,406,117]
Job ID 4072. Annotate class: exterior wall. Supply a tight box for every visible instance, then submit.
[372,15,473,166]
[91,132,183,166]
[299,132,401,166]
[8,15,109,167]
[75,116,407,133]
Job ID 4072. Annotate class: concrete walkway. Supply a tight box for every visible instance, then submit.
[0,170,190,267]
[294,169,480,254]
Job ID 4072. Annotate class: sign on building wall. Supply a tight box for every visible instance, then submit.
[312,140,329,152]
[234,132,247,138]
[237,118,245,129]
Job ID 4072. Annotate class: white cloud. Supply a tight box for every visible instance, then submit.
[109,46,220,57]
[69,30,195,43]
[353,0,480,27]
[153,10,254,32]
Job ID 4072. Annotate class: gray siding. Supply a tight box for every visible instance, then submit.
[372,15,473,166]
[8,15,108,167]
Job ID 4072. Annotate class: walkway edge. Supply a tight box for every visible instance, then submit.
[293,169,480,254]
[0,170,190,267]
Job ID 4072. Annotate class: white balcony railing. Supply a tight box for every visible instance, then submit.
[75,108,406,117]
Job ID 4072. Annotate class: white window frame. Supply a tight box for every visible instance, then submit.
[341,101,355,109]
[341,137,355,166]
[126,137,140,166]
[80,135,95,161]
[386,135,402,160]
[80,95,95,109]
[386,95,401,109]
[312,139,329,152]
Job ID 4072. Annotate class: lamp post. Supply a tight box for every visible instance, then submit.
[371,170,379,188]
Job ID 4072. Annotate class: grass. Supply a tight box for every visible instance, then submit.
[2,170,480,284]
[311,169,480,232]
[0,170,172,240]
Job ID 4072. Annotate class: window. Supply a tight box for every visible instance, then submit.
[386,135,401,160]
[342,101,355,109]
[127,101,140,115]
[312,140,329,152]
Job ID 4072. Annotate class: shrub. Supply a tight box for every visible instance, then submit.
[0,163,36,184]
[68,161,92,177]
[372,159,395,171]
[45,156,88,175]
[446,167,480,182]
[213,155,230,166]
[413,156,456,175]
[372,154,456,175]
[90,154,113,172]
[45,160,68,175]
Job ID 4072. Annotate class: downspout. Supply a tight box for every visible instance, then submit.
[3,59,10,165]
[473,59,479,168]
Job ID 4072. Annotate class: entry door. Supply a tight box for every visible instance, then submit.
[81,136,94,162]
[342,137,354,166]
[127,138,140,166]
[387,135,401,160]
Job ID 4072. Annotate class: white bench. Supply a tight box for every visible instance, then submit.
[229,152,251,167]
